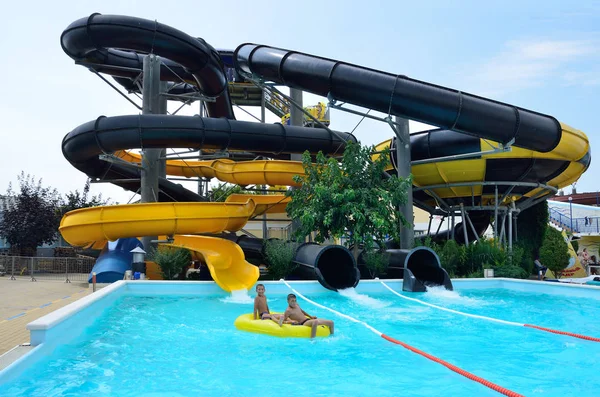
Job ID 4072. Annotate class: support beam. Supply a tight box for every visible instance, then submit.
[508,207,513,254]
[158,80,168,179]
[426,214,433,237]
[394,116,414,249]
[494,185,499,241]
[289,88,303,240]
[141,54,165,252]
[435,216,445,236]
[460,204,469,247]
[499,211,507,247]
[464,210,480,243]
[198,100,206,196]
[261,91,268,240]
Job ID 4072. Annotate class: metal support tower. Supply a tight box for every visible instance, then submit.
[289,88,303,240]
[141,54,166,251]
[261,91,268,239]
[394,116,414,249]
[198,100,206,196]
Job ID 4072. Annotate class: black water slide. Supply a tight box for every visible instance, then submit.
[60,14,358,290]
[60,14,355,203]
[218,234,359,291]
[234,44,562,153]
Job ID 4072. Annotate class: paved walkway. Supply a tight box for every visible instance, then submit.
[0,277,91,355]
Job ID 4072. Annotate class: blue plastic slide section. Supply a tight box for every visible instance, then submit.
[89,238,144,283]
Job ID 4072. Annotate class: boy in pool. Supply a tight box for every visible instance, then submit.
[278,293,335,338]
[253,284,282,321]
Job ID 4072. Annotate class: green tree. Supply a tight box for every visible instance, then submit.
[60,179,109,215]
[539,227,570,278]
[147,246,191,280]
[286,142,411,258]
[209,183,262,202]
[209,182,243,202]
[0,173,62,256]
[363,249,390,278]
[264,239,297,280]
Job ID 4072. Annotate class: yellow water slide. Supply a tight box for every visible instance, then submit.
[374,122,589,206]
[166,235,259,292]
[59,195,289,292]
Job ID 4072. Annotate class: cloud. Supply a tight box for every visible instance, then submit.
[463,38,600,98]
[563,70,600,86]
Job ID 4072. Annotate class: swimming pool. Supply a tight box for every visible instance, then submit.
[0,279,599,396]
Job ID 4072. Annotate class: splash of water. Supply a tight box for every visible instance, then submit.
[220,289,253,304]
[338,288,390,309]
[424,285,487,306]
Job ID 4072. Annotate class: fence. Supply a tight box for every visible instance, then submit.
[0,256,95,282]
[548,207,600,234]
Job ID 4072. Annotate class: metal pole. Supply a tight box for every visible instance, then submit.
[65,260,70,283]
[426,214,433,237]
[465,211,480,243]
[514,213,518,242]
[460,204,469,247]
[508,208,513,254]
[198,100,206,196]
[158,80,168,180]
[435,216,445,236]
[499,211,507,246]
[494,186,499,242]
[11,256,16,280]
[289,88,303,240]
[261,92,268,240]
[394,116,414,249]
[261,89,266,125]
[451,210,455,240]
[569,198,573,231]
[141,54,164,252]
[30,257,36,282]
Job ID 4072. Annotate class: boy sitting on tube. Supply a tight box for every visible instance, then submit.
[278,293,335,338]
[253,284,282,322]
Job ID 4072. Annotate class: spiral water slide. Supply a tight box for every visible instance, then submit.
[59,14,590,291]
[59,14,359,292]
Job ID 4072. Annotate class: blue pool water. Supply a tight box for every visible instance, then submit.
[1,283,600,396]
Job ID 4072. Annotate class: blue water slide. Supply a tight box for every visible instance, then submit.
[89,238,144,283]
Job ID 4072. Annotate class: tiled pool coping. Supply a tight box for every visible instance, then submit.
[1,278,598,384]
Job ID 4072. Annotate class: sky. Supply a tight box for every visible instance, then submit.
[0,0,598,204]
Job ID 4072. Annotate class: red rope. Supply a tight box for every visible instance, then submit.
[381,334,524,397]
[524,324,600,342]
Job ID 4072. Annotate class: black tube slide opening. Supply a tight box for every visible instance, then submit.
[293,243,359,291]
[402,247,453,292]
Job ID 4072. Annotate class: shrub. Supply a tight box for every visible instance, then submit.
[539,227,570,278]
[437,240,465,277]
[493,265,527,278]
[363,249,390,278]
[264,239,297,280]
[147,246,191,280]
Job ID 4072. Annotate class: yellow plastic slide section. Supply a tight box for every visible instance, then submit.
[115,151,304,187]
[226,194,291,215]
[59,200,255,247]
[374,121,590,202]
[166,235,259,292]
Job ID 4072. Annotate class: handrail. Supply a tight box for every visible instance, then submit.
[548,206,600,233]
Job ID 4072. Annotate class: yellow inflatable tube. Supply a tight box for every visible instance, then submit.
[234,313,330,338]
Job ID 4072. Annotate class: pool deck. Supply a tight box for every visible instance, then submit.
[0,277,91,356]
